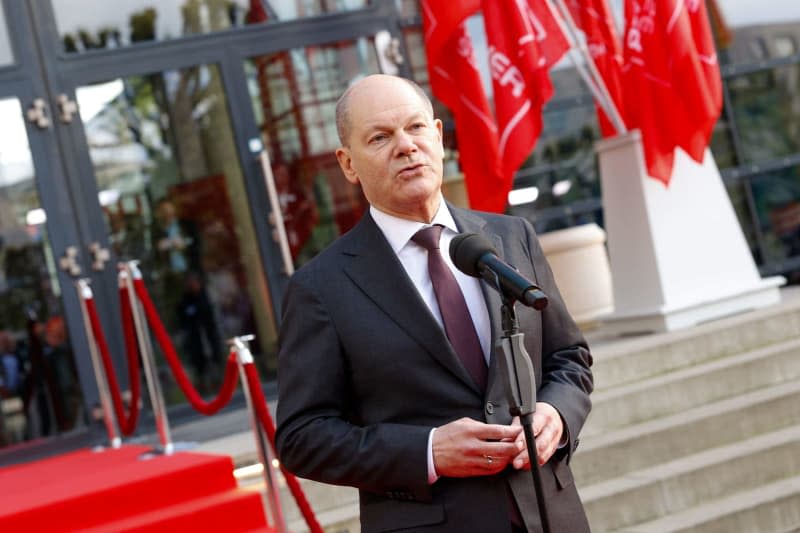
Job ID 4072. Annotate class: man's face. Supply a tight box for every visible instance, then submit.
[336,77,444,221]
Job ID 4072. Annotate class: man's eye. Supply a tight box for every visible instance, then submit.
[410,123,425,130]
[369,134,387,143]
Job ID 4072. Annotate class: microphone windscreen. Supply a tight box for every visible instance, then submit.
[449,233,497,277]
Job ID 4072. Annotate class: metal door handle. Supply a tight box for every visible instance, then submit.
[26,98,51,129]
[57,94,79,124]
[59,246,82,276]
[257,150,295,276]
[88,242,111,271]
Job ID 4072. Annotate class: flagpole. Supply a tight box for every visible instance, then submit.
[546,0,628,135]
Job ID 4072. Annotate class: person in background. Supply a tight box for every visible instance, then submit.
[177,271,223,392]
[42,316,81,432]
[0,330,20,398]
[151,197,201,287]
[151,197,222,387]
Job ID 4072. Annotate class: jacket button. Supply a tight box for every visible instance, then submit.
[485,402,494,415]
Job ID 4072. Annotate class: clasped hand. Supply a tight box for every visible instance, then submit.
[431,402,563,477]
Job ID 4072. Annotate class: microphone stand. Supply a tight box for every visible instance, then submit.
[492,283,552,533]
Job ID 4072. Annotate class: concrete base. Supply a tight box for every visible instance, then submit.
[596,131,785,334]
[602,277,784,335]
[539,223,614,327]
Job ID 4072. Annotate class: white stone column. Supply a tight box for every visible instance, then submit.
[596,130,784,334]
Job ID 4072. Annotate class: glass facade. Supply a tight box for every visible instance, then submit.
[52,0,370,53]
[2,0,800,458]
[0,5,12,67]
[711,1,800,280]
[0,98,84,446]
[245,37,379,268]
[76,65,278,390]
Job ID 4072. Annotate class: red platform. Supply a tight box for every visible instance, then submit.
[0,445,274,532]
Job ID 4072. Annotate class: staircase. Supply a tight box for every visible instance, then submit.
[574,287,800,532]
[211,288,800,533]
[0,445,273,532]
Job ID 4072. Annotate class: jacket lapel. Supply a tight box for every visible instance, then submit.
[340,213,480,393]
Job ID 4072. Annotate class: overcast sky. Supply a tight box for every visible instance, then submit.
[608,0,800,28]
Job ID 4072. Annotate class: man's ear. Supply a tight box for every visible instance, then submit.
[434,118,445,156]
[336,147,359,185]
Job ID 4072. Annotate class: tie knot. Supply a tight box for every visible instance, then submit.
[412,224,444,251]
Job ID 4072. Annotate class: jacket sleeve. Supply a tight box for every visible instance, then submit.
[521,218,594,462]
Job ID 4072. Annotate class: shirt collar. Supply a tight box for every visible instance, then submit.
[370,196,459,254]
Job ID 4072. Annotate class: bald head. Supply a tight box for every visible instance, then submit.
[335,75,434,147]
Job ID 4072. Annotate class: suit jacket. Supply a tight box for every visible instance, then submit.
[275,205,593,533]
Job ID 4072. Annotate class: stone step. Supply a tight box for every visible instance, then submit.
[195,424,359,533]
[280,478,358,532]
[286,495,359,533]
[580,424,800,531]
[583,337,800,437]
[615,475,800,533]
[586,288,800,391]
[237,469,358,532]
[572,379,800,486]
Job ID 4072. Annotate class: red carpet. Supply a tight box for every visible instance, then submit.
[0,445,274,532]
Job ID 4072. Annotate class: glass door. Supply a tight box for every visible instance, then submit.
[63,35,406,397]
[68,32,403,400]
[0,85,90,449]
[12,0,408,440]
[71,66,278,402]
[0,0,111,458]
[243,33,399,270]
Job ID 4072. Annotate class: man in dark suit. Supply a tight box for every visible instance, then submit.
[275,74,593,532]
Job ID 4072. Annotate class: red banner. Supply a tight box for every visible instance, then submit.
[483,0,569,185]
[422,0,505,212]
[423,0,568,213]
[622,0,722,184]
[566,0,625,136]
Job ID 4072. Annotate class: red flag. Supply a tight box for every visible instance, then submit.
[423,0,569,212]
[622,0,722,184]
[566,0,625,137]
[422,0,506,212]
[482,0,570,192]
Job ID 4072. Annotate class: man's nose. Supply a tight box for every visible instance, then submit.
[394,131,418,156]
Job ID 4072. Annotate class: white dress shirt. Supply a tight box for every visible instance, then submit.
[370,197,492,483]
[370,201,492,360]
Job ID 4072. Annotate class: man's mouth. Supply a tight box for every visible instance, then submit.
[398,163,425,176]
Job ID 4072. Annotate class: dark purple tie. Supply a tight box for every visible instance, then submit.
[413,225,487,391]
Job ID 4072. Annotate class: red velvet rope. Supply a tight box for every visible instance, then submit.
[84,290,141,435]
[243,363,323,533]
[131,273,321,531]
[131,277,239,415]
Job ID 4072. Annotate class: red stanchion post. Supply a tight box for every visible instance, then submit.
[230,335,288,533]
[234,339,325,533]
[75,279,121,449]
[83,278,142,436]
[121,263,174,455]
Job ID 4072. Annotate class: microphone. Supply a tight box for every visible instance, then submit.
[449,233,548,310]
